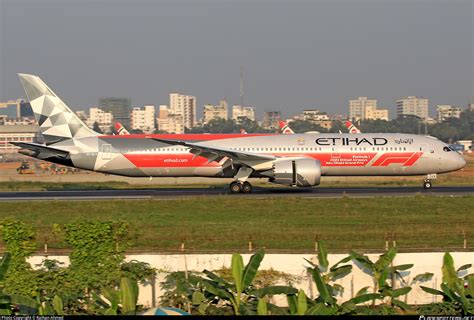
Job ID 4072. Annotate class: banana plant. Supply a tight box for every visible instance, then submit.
[92,277,139,315]
[199,249,297,315]
[286,289,308,315]
[301,241,356,315]
[349,247,414,313]
[420,252,473,315]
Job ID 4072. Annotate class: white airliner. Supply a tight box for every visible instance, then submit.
[13,74,466,193]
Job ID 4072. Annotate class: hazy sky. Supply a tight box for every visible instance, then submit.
[1,0,472,118]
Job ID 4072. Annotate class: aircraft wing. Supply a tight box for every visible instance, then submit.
[10,142,70,158]
[150,138,276,164]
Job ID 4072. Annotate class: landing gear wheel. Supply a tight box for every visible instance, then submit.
[241,181,253,193]
[230,181,242,193]
[423,181,432,189]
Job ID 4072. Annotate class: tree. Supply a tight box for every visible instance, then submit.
[92,122,103,134]
[287,120,327,133]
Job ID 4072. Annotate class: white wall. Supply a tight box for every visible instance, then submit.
[27,251,473,308]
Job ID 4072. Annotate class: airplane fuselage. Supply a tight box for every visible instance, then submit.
[15,73,466,192]
[42,132,465,179]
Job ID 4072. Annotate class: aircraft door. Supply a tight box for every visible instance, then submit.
[101,144,112,160]
[331,147,341,159]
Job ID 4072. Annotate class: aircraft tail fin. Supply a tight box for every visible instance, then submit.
[279,120,295,134]
[345,121,361,134]
[18,73,97,145]
[114,122,130,135]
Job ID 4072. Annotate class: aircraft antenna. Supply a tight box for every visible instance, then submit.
[240,65,244,108]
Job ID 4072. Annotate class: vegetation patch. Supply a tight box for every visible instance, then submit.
[0,196,472,252]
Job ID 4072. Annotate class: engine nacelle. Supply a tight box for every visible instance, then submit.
[268,158,321,187]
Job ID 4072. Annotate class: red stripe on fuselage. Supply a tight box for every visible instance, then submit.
[403,152,423,166]
[123,153,221,168]
[371,152,414,166]
[122,152,423,169]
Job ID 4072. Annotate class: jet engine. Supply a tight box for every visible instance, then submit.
[266,158,321,187]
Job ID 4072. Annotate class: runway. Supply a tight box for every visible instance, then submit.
[0,186,473,201]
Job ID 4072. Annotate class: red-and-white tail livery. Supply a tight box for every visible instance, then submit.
[279,121,295,134]
[13,74,466,193]
[345,121,361,134]
[114,122,130,135]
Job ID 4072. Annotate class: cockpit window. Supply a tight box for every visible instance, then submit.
[443,146,451,152]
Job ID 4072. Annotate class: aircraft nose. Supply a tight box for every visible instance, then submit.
[454,154,466,170]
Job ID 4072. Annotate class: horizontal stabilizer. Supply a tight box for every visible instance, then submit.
[10,142,70,158]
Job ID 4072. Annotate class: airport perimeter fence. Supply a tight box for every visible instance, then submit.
[0,228,471,255]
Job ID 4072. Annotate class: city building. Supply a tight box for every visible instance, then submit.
[0,125,38,153]
[0,116,36,126]
[131,105,155,133]
[294,109,333,129]
[457,140,472,152]
[202,100,228,124]
[156,105,184,134]
[157,114,184,134]
[98,97,131,127]
[87,107,114,133]
[327,114,346,121]
[262,111,281,129]
[75,111,88,122]
[169,93,196,129]
[349,97,389,121]
[232,105,255,122]
[0,99,22,119]
[437,105,462,122]
[158,105,169,119]
[469,97,474,111]
[396,96,429,120]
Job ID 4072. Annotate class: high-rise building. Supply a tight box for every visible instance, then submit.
[396,96,429,120]
[157,114,184,134]
[232,105,255,121]
[202,100,228,124]
[169,93,196,129]
[156,105,184,134]
[158,105,169,119]
[98,97,131,127]
[348,97,388,121]
[131,105,155,133]
[437,105,462,122]
[87,107,114,133]
[262,111,281,129]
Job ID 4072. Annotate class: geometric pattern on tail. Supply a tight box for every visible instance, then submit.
[18,73,97,145]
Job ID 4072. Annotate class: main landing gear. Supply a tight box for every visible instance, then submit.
[229,166,254,194]
[423,173,437,190]
[230,181,253,194]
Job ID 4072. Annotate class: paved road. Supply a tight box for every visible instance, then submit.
[0,186,473,201]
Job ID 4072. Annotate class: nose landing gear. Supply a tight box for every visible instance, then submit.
[423,174,437,190]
